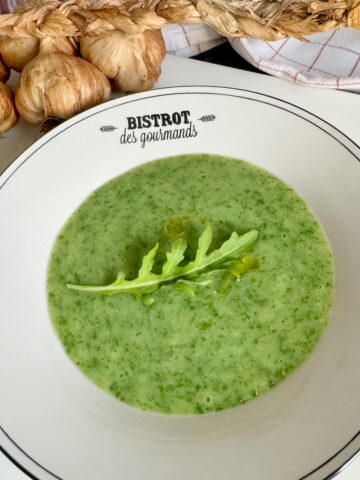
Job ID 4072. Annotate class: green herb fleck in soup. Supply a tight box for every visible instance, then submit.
[47,154,333,414]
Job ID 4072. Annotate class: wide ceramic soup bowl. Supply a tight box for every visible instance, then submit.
[0,86,359,480]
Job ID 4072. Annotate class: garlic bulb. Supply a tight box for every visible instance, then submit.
[0,55,10,83]
[0,82,19,134]
[0,37,39,72]
[16,52,111,124]
[80,29,166,92]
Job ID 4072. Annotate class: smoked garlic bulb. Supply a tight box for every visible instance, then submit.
[0,82,19,134]
[16,50,111,124]
[0,55,10,83]
[80,29,166,92]
[0,37,39,72]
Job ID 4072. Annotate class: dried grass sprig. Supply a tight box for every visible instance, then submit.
[0,0,357,41]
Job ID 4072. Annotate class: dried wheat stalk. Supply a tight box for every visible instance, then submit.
[0,0,358,41]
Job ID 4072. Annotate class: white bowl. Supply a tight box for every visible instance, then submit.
[1,86,359,480]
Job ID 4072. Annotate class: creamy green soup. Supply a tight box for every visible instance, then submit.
[47,154,333,414]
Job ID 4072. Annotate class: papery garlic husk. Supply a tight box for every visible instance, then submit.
[80,29,166,93]
[0,55,10,83]
[0,37,39,72]
[0,82,19,134]
[39,36,78,56]
[15,52,111,124]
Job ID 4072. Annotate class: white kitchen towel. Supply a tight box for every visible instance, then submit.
[162,24,225,57]
[162,24,360,91]
[231,29,360,90]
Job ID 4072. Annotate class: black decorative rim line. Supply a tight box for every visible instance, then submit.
[0,427,63,480]
[0,87,359,480]
[299,430,360,480]
[1,88,360,193]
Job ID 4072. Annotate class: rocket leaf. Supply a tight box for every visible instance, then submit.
[66,226,259,299]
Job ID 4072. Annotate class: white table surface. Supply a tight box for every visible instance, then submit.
[1,54,359,480]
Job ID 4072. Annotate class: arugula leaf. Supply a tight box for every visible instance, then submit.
[66,226,259,298]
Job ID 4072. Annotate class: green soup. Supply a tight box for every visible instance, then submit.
[47,154,333,414]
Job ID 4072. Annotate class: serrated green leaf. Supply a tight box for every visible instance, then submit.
[194,225,212,263]
[66,226,259,299]
[138,243,158,279]
[161,239,187,276]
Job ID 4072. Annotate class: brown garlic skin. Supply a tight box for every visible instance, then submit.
[0,37,40,72]
[15,40,111,124]
[39,37,77,56]
[0,82,19,134]
[80,29,166,93]
[0,55,10,83]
